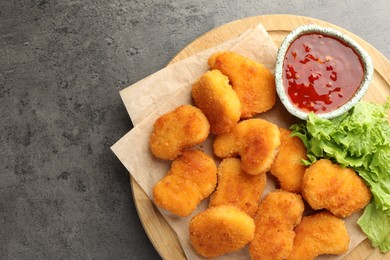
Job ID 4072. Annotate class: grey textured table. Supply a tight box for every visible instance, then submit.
[1,1,389,259]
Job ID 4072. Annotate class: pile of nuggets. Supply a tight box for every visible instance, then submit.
[149,51,372,259]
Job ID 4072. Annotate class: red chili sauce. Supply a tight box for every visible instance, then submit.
[282,33,364,113]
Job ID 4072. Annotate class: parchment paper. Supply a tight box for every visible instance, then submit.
[111,23,367,260]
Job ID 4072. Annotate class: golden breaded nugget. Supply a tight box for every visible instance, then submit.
[287,212,350,260]
[269,128,308,193]
[212,125,241,159]
[213,118,281,175]
[189,205,255,258]
[208,51,276,118]
[149,105,210,160]
[153,150,217,217]
[209,158,267,218]
[239,123,279,175]
[302,159,371,217]
[249,190,304,260]
[153,175,202,217]
[192,69,241,135]
[168,150,217,197]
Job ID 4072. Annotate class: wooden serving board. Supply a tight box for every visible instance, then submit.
[130,14,390,260]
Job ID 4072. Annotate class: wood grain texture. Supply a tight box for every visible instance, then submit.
[131,14,390,260]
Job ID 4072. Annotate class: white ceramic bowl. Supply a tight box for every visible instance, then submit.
[275,24,374,120]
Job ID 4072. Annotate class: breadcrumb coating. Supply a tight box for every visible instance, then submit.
[208,51,276,118]
[192,69,241,135]
[209,158,267,218]
[302,159,371,217]
[149,105,210,160]
[189,205,255,258]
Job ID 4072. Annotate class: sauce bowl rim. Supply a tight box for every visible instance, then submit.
[275,24,374,120]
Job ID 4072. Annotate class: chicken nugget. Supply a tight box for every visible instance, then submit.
[239,122,280,175]
[189,205,255,258]
[153,150,217,217]
[287,212,350,260]
[269,128,308,193]
[153,175,202,217]
[209,158,267,218]
[150,105,210,160]
[302,159,371,217]
[249,190,304,260]
[168,150,217,197]
[192,69,241,135]
[213,118,281,175]
[208,51,276,118]
[212,126,241,159]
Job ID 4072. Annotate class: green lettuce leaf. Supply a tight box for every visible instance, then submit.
[357,202,390,253]
[291,99,390,252]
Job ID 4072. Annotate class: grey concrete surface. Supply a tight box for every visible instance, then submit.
[0,0,388,259]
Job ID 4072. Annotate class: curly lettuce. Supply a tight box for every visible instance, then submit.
[291,99,390,252]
